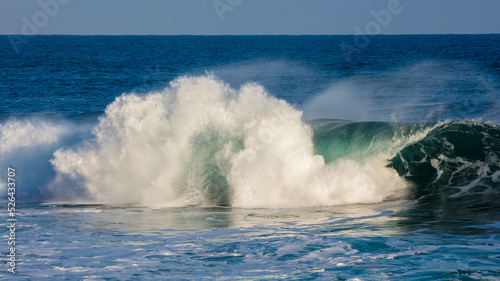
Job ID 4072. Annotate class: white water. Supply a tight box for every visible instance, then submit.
[2,76,409,207]
[0,119,87,199]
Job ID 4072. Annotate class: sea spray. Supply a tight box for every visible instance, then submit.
[302,61,500,123]
[50,75,408,207]
[0,118,88,199]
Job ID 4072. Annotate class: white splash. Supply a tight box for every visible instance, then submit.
[49,75,407,207]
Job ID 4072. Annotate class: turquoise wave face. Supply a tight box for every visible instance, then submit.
[311,120,423,163]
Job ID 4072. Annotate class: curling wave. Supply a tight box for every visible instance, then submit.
[388,121,500,199]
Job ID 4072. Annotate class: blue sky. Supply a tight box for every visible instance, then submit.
[1,0,499,35]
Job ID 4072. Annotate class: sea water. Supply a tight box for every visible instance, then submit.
[1,35,499,280]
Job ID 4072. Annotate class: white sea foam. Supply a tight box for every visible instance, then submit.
[49,75,408,207]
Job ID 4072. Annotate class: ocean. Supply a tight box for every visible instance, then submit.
[1,35,499,280]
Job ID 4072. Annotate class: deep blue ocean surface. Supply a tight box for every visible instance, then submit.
[1,35,499,280]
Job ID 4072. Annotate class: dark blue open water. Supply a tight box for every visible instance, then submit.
[1,35,499,280]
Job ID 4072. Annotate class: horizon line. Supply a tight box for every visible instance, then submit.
[3,33,500,36]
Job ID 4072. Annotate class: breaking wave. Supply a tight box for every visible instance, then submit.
[1,75,498,208]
